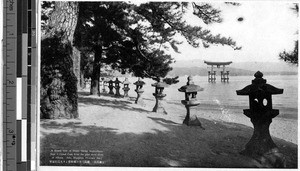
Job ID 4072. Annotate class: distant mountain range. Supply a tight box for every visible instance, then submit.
[168,60,298,77]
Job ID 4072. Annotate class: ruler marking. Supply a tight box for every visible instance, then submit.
[4,0,18,170]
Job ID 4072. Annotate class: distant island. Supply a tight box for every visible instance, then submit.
[105,60,298,78]
[167,60,298,77]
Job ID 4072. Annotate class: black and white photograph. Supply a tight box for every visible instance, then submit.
[39,1,298,169]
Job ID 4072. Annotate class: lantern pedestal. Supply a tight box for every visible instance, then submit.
[241,109,285,167]
[135,89,145,105]
[181,100,204,129]
[108,79,115,95]
[114,78,122,97]
[114,86,121,97]
[152,93,167,114]
[134,78,146,106]
[102,84,107,93]
[102,78,109,93]
[151,78,168,114]
[108,86,114,95]
[123,78,131,98]
[123,87,130,97]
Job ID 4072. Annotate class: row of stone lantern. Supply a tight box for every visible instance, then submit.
[99,77,131,98]
[98,71,285,167]
[99,77,170,114]
[100,77,169,113]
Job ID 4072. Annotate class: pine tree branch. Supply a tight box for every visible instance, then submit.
[192,2,213,22]
[135,43,151,62]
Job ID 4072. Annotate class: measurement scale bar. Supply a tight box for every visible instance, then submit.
[3,0,37,170]
[3,0,17,170]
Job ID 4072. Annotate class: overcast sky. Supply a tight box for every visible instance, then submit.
[172,2,298,63]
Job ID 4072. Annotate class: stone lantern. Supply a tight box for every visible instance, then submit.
[236,71,285,167]
[178,76,204,127]
[134,78,145,105]
[151,78,168,114]
[122,78,131,98]
[101,78,108,93]
[114,78,122,97]
[99,78,103,88]
[108,79,114,95]
[100,77,104,87]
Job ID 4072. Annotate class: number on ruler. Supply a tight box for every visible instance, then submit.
[8,0,15,11]
[7,80,14,85]
[11,135,16,145]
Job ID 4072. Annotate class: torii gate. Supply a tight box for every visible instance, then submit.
[204,61,232,82]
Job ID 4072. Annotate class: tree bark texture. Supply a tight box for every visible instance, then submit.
[41,2,80,119]
[45,2,78,43]
[45,2,81,88]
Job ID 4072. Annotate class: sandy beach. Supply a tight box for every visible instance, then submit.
[40,86,298,168]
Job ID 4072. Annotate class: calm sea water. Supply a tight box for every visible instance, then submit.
[121,75,298,119]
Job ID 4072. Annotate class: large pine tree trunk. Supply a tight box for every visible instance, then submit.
[47,2,81,85]
[73,48,81,89]
[41,2,80,119]
[90,46,102,95]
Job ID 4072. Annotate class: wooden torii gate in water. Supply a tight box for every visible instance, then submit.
[204,61,232,82]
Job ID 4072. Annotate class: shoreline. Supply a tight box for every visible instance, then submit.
[155,98,298,145]
[167,100,298,120]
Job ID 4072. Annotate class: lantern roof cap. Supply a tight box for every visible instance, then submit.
[236,71,283,95]
[151,78,168,88]
[123,78,131,84]
[178,76,203,92]
[114,78,122,84]
[134,78,145,85]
